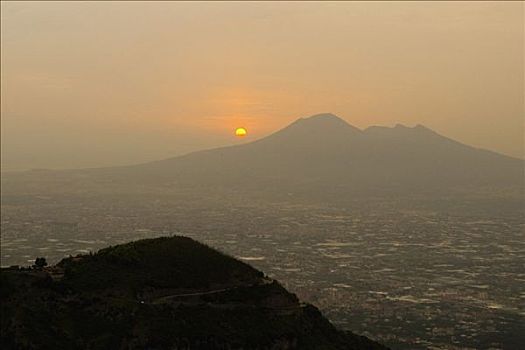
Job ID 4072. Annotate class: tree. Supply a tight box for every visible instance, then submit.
[34,257,47,269]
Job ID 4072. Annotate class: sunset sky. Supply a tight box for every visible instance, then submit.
[1,1,523,170]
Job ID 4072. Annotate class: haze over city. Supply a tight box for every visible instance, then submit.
[1,2,524,350]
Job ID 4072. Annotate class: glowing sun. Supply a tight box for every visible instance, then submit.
[235,127,247,137]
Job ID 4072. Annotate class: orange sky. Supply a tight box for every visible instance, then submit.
[1,1,523,170]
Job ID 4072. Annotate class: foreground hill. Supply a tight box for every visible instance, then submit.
[0,236,388,350]
[2,113,522,200]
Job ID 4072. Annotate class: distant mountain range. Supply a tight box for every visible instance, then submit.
[1,236,389,349]
[2,113,523,198]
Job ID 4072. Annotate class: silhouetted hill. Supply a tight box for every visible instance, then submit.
[1,236,388,350]
[128,113,524,194]
[2,113,523,198]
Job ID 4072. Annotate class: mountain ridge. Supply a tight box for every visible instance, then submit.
[1,113,523,198]
[146,114,521,166]
[129,113,523,192]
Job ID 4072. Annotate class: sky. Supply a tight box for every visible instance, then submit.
[1,1,523,170]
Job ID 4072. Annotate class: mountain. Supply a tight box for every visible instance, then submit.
[0,236,388,350]
[2,113,523,198]
[124,113,524,195]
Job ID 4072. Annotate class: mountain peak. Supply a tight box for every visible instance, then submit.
[301,112,341,120]
[365,123,436,135]
[394,123,409,129]
[298,113,348,125]
[249,113,362,148]
[292,113,361,132]
[413,124,433,132]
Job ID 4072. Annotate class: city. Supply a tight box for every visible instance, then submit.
[2,193,523,349]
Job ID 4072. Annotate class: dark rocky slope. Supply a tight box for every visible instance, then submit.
[1,236,389,350]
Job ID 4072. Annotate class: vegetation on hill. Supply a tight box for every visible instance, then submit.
[1,236,388,350]
[58,236,262,293]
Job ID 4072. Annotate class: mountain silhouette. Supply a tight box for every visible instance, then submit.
[2,113,523,198]
[122,113,523,196]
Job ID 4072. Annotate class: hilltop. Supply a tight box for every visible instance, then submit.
[0,236,388,350]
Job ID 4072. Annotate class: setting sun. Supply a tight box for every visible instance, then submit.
[235,127,247,137]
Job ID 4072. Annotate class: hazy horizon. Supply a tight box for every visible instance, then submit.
[2,112,524,172]
[1,1,523,170]
[1,3,524,349]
